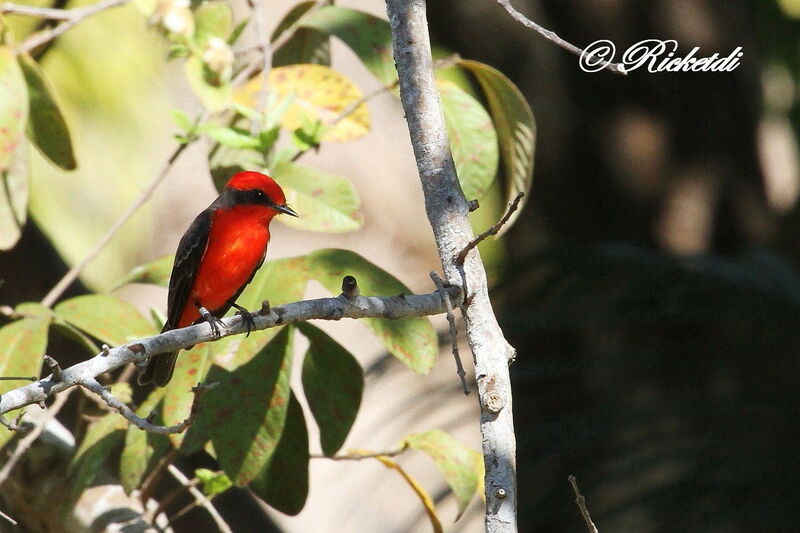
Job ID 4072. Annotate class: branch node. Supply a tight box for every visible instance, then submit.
[101,344,110,356]
[341,275,359,300]
[495,487,507,499]
[259,299,271,316]
[457,192,524,265]
[468,199,480,212]
[569,475,600,533]
[43,355,62,382]
[430,271,469,394]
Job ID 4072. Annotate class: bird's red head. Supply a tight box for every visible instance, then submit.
[224,171,298,217]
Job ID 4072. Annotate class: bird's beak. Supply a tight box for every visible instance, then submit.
[275,204,299,217]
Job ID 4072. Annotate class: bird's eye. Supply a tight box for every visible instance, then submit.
[255,190,265,199]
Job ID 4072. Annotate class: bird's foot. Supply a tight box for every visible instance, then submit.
[198,307,226,339]
[229,301,256,337]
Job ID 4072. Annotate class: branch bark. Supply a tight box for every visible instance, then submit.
[0,285,463,423]
[385,1,518,531]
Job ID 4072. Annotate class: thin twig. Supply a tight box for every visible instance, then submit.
[0,2,74,20]
[496,0,626,76]
[312,446,407,461]
[568,475,599,533]
[457,192,524,265]
[14,0,130,55]
[246,0,271,135]
[40,139,192,308]
[0,376,37,381]
[165,464,233,533]
[430,271,469,394]
[0,509,16,526]
[0,388,75,486]
[79,378,216,434]
[150,469,222,521]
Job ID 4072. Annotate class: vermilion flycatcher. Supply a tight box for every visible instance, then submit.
[139,171,297,386]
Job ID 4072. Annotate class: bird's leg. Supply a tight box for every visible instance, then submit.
[198,306,225,339]
[229,301,256,337]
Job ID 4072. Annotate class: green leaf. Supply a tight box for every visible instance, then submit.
[15,301,54,320]
[193,1,233,48]
[196,468,233,497]
[54,294,158,346]
[205,126,262,150]
[0,47,29,251]
[272,1,330,67]
[271,161,362,233]
[162,343,212,447]
[0,318,48,449]
[249,390,309,515]
[120,388,170,494]
[67,413,126,507]
[113,254,174,290]
[186,55,232,111]
[438,79,498,200]
[458,59,535,234]
[307,249,438,373]
[19,54,77,171]
[403,430,481,520]
[298,323,362,456]
[170,109,192,132]
[184,327,294,485]
[300,6,395,85]
[210,256,309,369]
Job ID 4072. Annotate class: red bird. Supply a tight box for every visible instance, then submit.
[139,171,297,386]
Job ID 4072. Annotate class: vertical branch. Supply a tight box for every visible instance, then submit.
[384,1,518,532]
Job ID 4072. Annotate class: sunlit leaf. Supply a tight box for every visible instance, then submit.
[236,64,370,143]
[113,254,174,290]
[271,161,362,233]
[196,468,233,497]
[186,55,232,111]
[162,344,212,447]
[120,388,170,494]
[193,1,233,48]
[439,79,498,200]
[249,391,309,515]
[19,54,76,171]
[403,429,481,520]
[0,318,48,449]
[14,301,54,320]
[54,294,158,346]
[299,6,395,85]
[272,1,330,67]
[458,59,535,234]
[0,47,29,250]
[307,249,438,374]
[183,327,293,485]
[298,323,362,456]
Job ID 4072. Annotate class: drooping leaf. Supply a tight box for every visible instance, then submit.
[0,46,29,250]
[271,161,362,233]
[120,388,170,494]
[272,1,331,67]
[19,54,76,171]
[236,64,370,143]
[112,254,174,290]
[299,6,396,85]
[298,323,362,456]
[205,126,262,150]
[249,391,309,515]
[67,413,126,507]
[195,468,233,497]
[457,59,535,234]
[186,55,232,111]
[403,429,481,520]
[211,256,309,370]
[307,249,438,373]
[193,1,233,48]
[183,327,294,485]
[160,344,213,447]
[54,294,158,346]
[369,452,443,533]
[438,79,499,200]
[0,318,48,449]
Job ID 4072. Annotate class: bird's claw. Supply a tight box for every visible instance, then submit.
[229,302,255,337]
[199,307,225,339]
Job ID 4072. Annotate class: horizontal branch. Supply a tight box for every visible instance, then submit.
[0,284,463,423]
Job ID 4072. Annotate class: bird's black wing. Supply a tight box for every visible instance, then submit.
[162,209,213,332]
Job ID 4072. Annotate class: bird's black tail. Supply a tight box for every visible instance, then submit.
[138,351,178,387]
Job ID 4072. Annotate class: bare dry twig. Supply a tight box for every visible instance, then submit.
[495,0,627,76]
[165,464,233,533]
[569,475,600,533]
[457,192,525,265]
[430,271,469,394]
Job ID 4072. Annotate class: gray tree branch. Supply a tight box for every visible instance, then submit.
[0,284,463,425]
[384,1,519,531]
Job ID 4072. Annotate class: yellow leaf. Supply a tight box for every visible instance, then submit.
[235,64,370,143]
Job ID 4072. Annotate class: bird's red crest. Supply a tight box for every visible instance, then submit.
[225,171,287,205]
